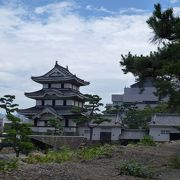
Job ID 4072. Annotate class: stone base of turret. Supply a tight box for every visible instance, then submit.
[30,135,86,149]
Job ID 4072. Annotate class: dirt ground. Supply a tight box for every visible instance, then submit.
[0,141,180,180]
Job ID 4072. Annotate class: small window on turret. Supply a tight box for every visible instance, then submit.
[65,119,69,127]
[52,100,55,106]
[48,84,51,88]
[61,83,64,88]
[63,100,66,106]
[42,100,44,106]
[34,119,37,127]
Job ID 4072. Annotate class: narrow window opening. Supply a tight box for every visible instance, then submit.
[65,119,69,127]
[42,100,44,106]
[44,121,47,127]
[63,100,66,106]
[48,84,51,88]
[61,83,64,88]
[52,100,55,106]
[34,119,37,127]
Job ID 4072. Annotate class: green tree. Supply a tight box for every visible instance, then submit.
[146,4,180,43]
[47,117,63,135]
[123,107,152,129]
[120,4,180,112]
[0,95,33,157]
[0,95,18,114]
[73,94,110,141]
[104,102,168,129]
[103,103,137,115]
[123,103,169,129]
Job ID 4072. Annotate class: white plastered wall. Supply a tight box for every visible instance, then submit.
[51,83,61,88]
[78,127,121,141]
[36,100,42,106]
[67,100,74,106]
[43,84,48,88]
[44,100,52,105]
[56,100,63,105]
[64,83,72,88]
[149,126,180,141]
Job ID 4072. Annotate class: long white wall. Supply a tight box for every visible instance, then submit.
[78,127,121,141]
[149,126,180,141]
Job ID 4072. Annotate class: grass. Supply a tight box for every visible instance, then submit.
[25,144,114,164]
[76,144,114,160]
[25,147,74,163]
[138,135,156,146]
[0,159,18,172]
[117,160,154,178]
[169,154,180,169]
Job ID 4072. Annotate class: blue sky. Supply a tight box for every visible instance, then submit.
[0,0,180,111]
[0,0,179,17]
[1,0,179,9]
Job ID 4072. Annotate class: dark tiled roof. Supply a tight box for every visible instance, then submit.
[31,63,89,86]
[149,113,180,126]
[25,88,86,100]
[112,94,123,102]
[18,105,78,116]
[131,77,154,88]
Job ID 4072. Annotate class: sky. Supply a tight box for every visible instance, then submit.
[0,0,180,111]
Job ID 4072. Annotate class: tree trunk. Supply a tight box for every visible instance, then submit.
[89,127,93,141]
[15,150,20,157]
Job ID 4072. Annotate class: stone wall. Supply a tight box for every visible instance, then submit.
[30,135,85,149]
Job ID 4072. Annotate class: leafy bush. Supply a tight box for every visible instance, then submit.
[138,135,156,146]
[169,154,180,169]
[25,152,46,164]
[0,159,18,172]
[25,145,114,164]
[118,160,154,178]
[45,148,74,163]
[76,144,114,160]
[25,147,73,163]
[20,142,34,156]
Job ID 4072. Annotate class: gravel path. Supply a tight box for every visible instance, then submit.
[0,141,180,180]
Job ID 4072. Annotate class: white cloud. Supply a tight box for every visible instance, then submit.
[86,5,115,14]
[170,0,180,3]
[173,7,180,15]
[119,7,147,14]
[0,1,158,110]
[85,5,147,15]
[34,1,77,14]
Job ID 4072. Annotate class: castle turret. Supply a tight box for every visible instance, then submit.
[18,62,89,134]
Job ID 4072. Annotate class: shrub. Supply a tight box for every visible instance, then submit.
[25,147,73,163]
[25,152,46,164]
[0,159,18,172]
[138,135,156,146]
[76,144,114,160]
[169,154,180,169]
[20,142,34,156]
[118,160,154,178]
[25,144,114,163]
[45,148,74,163]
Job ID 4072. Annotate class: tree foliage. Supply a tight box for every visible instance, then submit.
[73,94,110,141]
[0,95,33,157]
[0,95,18,114]
[104,103,169,129]
[120,4,180,112]
[47,117,63,135]
[146,4,180,43]
[104,103,137,115]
